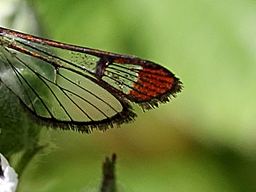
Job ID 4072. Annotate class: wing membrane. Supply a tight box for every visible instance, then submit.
[0,34,136,132]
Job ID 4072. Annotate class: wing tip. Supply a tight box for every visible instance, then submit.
[135,76,183,110]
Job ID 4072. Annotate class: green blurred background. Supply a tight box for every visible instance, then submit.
[2,0,256,191]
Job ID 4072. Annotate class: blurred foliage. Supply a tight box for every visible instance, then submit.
[1,0,256,191]
[100,154,117,192]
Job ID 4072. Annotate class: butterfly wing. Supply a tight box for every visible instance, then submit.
[0,35,136,133]
[0,27,182,133]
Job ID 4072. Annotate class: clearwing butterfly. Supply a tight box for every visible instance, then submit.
[0,27,182,133]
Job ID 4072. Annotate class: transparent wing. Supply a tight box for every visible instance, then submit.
[0,37,136,133]
[0,27,182,132]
